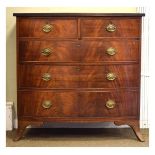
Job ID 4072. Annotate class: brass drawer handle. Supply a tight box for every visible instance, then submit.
[106,72,116,81]
[42,100,52,109]
[42,73,51,81]
[42,24,54,33]
[41,48,52,56]
[106,99,116,109]
[106,47,116,56]
[106,24,116,32]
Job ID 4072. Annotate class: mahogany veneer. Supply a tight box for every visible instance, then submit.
[17,18,78,38]
[81,18,141,38]
[19,40,139,62]
[18,90,138,117]
[19,64,139,88]
[13,13,145,141]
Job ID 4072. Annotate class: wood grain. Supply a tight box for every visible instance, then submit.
[19,40,80,62]
[18,18,78,38]
[18,90,138,117]
[19,39,140,62]
[81,17,141,38]
[80,39,140,62]
[18,64,140,88]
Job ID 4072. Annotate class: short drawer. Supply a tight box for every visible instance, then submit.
[18,90,139,117]
[19,40,79,62]
[81,17,141,38]
[17,18,78,38]
[18,64,139,88]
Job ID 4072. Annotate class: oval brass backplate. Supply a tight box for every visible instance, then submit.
[42,24,54,33]
[106,24,116,32]
[106,99,116,109]
[42,73,51,81]
[41,48,52,56]
[42,100,52,109]
[106,72,116,81]
[106,47,116,56]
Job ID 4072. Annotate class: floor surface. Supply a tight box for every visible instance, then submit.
[6,128,149,147]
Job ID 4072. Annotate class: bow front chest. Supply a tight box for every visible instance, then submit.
[13,13,145,141]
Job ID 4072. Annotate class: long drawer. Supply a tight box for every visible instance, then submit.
[19,40,139,62]
[18,90,139,117]
[17,17,78,38]
[81,17,141,38]
[18,64,139,88]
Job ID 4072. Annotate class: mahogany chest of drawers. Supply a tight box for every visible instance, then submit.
[13,13,145,141]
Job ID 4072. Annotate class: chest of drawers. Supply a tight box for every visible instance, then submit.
[13,13,145,141]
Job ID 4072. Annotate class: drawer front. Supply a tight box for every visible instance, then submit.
[80,40,139,62]
[18,18,77,38]
[18,90,138,117]
[19,40,139,62]
[81,17,141,38]
[19,65,139,88]
[19,40,79,62]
